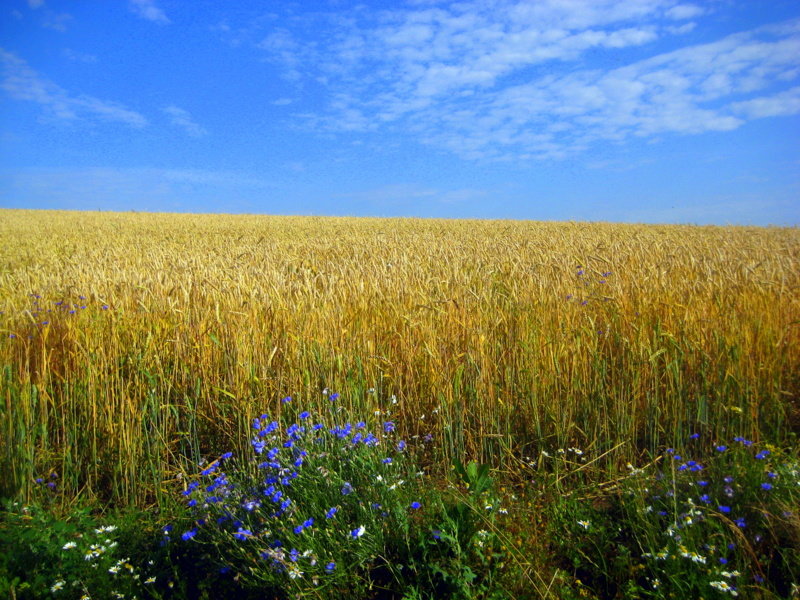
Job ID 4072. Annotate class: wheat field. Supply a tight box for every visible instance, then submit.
[1,209,798,507]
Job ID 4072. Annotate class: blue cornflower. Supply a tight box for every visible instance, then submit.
[761,482,773,490]
[351,525,366,539]
[200,463,218,476]
[432,530,442,540]
[281,396,292,404]
[303,518,314,528]
[699,494,710,503]
[716,445,727,452]
[396,440,407,451]
[234,528,252,540]
[735,517,746,528]
[755,450,769,459]
[163,524,173,534]
[294,525,304,534]
[182,528,197,541]
[188,499,197,507]
[382,458,392,464]
[410,501,421,510]
[289,548,299,562]
[326,507,338,519]
[384,421,395,433]
[252,439,266,454]
[341,482,353,495]
[767,471,777,479]
[325,561,336,572]
[329,393,339,401]
[299,411,310,420]
[718,505,731,513]
[689,433,700,439]
[356,421,366,429]
[719,557,728,565]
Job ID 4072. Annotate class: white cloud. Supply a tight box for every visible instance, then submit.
[730,86,800,119]
[42,11,72,32]
[63,48,97,63]
[26,0,44,8]
[664,4,705,20]
[129,0,170,25]
[254,4,800,161]
[163,105,207,137]
[0,49,147,128]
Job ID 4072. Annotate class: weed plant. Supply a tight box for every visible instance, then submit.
[548,435,800,599]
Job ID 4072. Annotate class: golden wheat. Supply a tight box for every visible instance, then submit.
[1,209,797,505]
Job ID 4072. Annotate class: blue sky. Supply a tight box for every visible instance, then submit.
[1,0,798,224]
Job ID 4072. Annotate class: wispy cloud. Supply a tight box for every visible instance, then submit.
[42,11,72,32]
[252,2,800,161]
[26,0,44,9]
[0,49,147,128]
[163,105,207,137]
[0,167,275,212]
[63,48,97,63]
[129,0,170,25]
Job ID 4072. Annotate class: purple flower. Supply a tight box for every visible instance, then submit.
[281,396,292,404]
[382,458,392,464]
[410,501,421,510]
[716,445,727,452]
[718,505,731,513]
[735,517,746,528]
[384,421,395,433]
[689,433,700,440]
[761,482,773,491]
[299,411,310,420]
[396,440,407,451]
[234,528,252,540]
[341,482,353,496]
[182,528,198,541]
[329,393,339,401]
[325,507,338,519]
[755,450,769,459]
[325,561,336,572]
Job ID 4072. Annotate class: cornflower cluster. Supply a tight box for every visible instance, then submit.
[631,433,799,597]
[171,396,429,596]
[3,293,111,340]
